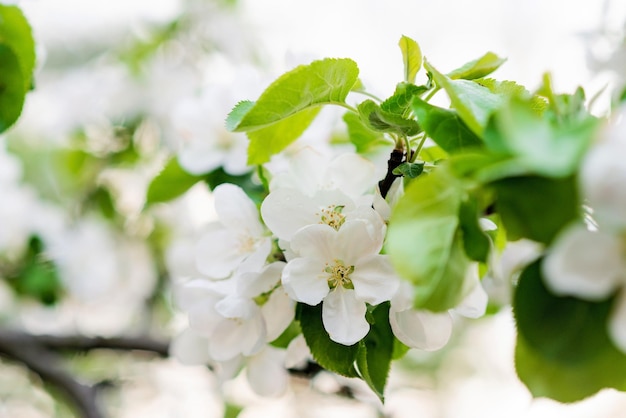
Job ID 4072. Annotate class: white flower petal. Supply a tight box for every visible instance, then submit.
[213,183,264,236]
[195,228,245,279]
[209,312,266,361]
[454,281,488,319]
[285,335,311,369]
[335,220,383,264]
[261,189,320,241]
[322,287,369,345]
[391,281,414,312]
[262,288,296,342]
[238,262,285,298]
[246,347,289,397]
[269,147,325,195]
[289,224,337,261]
[170,328,211,365]
[325,153,377,196]
[543,225,623,300]
[282,257,329,305]
[390,309,453,351]
[609,290,626,353]
[178,145,224,175]
[351,255,399,305]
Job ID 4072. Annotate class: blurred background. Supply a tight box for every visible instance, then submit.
[1,0,626,416]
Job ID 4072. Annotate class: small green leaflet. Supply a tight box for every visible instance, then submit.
[358,99,420,137]
[146,157,204,205]
[425,60,502,136]
[392,161,424,178]
[412,97,483,153]
[342,112,388,153]
[398,35,422,84]
[381,82,427,116]
[447,52,506,80]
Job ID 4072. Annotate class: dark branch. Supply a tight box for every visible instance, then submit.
[0,330,103,418]
[0,329,170,418]
[378,149,405,199]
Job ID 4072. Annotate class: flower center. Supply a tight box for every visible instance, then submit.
[317,205,346,230]
[325,259,355,289]
[237,234,257,254]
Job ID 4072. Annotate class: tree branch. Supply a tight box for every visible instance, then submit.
[0,329,170,418]
[378,149,405,199]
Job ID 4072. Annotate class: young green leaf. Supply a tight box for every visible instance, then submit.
[475,78,547,113]
[146,157,204,205]
[356,302,394,402]
[386,166,473,311]
[392,161,424,178]
[0,4,36,91]
[412,97,483,153]
[296,303,359,377]
[246,107,320,164]
[358,99,420,137]
[380,82,428,116]
[447,52,506,80]
[342,112,388,153]
[425,60,502,136]
[229,58,359,132]
[225,100,255,131]
[398,35,422,84]
[484,98,599,178]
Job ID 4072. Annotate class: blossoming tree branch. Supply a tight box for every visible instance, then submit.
[3,1,626,412]
[147,34,626,402]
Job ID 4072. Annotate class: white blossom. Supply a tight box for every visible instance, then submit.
[283,220,399,345]
[195,184,271,279]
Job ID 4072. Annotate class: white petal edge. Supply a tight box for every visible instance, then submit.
[322,287,369,345]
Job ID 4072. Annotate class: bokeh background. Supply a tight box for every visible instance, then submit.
[1,0,626,416]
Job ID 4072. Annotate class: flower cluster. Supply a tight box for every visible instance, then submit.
[173,147,487,395]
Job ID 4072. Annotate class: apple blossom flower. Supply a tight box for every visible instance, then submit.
[195,183,272,279]
[282,220,399,345]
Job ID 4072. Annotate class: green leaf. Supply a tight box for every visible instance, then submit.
[229,58,359,132]
[205,167,266,205]
[412,97,483,153]
[0,44,25,133]
[514,259,626,402]
[296,303,359,377]
[425,60,502,136]
[246,107,320,165]
[356,302,394,402]
[357,99,420,137]
[492,176,579,244]
[342,111,388,153]
[398,35,422,84]
[475,78,547,113]
[269,321,301,349]
[447,52,506,80]
[387,166,473,311]
[392,161,424,178]
[225,100,255,131]
[458,197,490,263]
[0,4,36,91]
[380,82,427,116]
[146,157,204,205]
[223,403,244,418]
[514,259,614,365]
[484,98,599,177]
